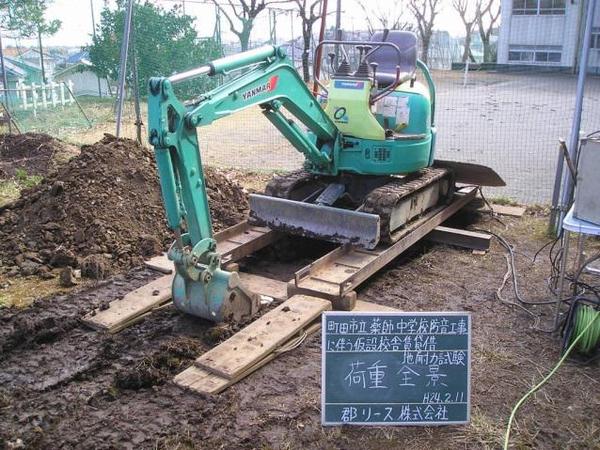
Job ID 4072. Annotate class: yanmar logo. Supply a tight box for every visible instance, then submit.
[242,75,279,100]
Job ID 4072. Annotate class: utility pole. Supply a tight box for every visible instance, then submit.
[334,0,342,63]
[37,27,46,84]
[130,30,142,144]
[0,30,12,133]
[290,9,295,67]
[115,0,135,138]
[90,0,102,97]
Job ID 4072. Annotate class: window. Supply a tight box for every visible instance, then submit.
[508,45,562,64]
[513,0,565,15]
[592,28,600,49]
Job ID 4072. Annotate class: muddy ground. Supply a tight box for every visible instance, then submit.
[1,204,598,449]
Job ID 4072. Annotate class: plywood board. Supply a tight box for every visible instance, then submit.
[194,295,331,379]
[82,275,173,332]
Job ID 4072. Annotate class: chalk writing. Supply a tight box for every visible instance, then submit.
[322,312,471,425]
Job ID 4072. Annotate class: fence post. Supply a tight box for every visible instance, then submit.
[41,82,48,109]
[21,83,28,110]
[31,82,38,118]
[59,81,65,107]
[67,80,75,104]
[50,81,57,107]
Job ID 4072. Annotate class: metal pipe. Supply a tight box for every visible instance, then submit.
[559,0,597,228]
[90,0,102,97]
[312,0,329,96]
[169,45,277,84]
[168,65,212,84]
[115,0,135,137]
[549,140,565,235]
[0,30,11,133]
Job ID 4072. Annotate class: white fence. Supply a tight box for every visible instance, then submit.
[14,80,76,117]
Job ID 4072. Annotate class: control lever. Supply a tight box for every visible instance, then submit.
[328,52,336,71]
[369,62,379,87]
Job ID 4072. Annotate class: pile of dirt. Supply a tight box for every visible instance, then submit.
[0,135,249,279]
[0,132,76,178]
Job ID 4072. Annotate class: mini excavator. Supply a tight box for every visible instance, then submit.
[148,31,504,323]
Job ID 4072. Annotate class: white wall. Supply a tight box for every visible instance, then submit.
[497,0,585,67]
[55,70,111,96]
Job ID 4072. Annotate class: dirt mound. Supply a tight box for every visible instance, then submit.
[0,132,76,178]
[0,135,248,279]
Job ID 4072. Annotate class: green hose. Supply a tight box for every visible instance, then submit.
[571,304,600,354]
[503,311,600,450]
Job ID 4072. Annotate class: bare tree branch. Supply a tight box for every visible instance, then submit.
[211,0,294,50]
[477,0,500,62]
[408,0,441,64]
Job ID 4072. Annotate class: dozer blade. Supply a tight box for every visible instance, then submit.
[249,194,381,249]
[434,160,505,187]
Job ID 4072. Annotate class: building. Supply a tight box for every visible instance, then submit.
[53,51,111,97]
[497,0,600,72]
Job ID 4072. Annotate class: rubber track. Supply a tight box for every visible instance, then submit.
[363,167,453,244]
[265,169,318,199]
[262,167,453,246]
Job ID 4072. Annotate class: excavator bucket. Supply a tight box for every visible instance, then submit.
[172,268,260,323]
[249,194,381,249]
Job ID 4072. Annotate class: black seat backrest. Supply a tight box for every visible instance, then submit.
[367,31,418,88]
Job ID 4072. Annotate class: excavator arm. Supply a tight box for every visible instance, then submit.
[147,45,339,322]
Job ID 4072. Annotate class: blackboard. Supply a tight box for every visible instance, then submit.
[321,311,471,426]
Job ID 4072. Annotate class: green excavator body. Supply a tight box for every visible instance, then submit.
[147,33,504,322]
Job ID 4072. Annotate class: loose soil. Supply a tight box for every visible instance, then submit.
[0,205,598,449]
[0,132,78,178]
[0,135,248,280]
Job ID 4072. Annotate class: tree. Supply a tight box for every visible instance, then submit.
[408,0,441,65]
[452,0,481,63]
[294,0,322,82]
[356,0,414,36]
[0,0,61,83]
[210,0,292,52]
[477,0,500,63]
[88,1,221,98]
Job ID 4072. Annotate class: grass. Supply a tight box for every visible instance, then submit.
[0,274,84,308]
[0,169,44,207]
[490,196,521,207]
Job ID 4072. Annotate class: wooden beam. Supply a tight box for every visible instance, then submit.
[490,204,526,217]
[81,274,173,332]
[194,295,331,380]
[427,226,491,251]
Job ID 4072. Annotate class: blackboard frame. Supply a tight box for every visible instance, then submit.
[321,311,472,426]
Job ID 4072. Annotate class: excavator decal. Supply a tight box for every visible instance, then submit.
[242,75,279,100]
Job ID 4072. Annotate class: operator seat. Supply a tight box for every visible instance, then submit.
[367,31,418,88]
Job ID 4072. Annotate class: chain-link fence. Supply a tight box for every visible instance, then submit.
[2,1,599,206]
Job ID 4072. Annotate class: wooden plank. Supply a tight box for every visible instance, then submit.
[82,275,173,331]
[237,272,288,302]
[215,222,279,264]
[490,204,525,217]
[175,321,322,395]
[293,187,478,300]
[194,295,331,380]
[427,226,491,251]
[145,222,279,276]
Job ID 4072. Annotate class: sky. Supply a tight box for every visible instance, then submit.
[8,0,468,49]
